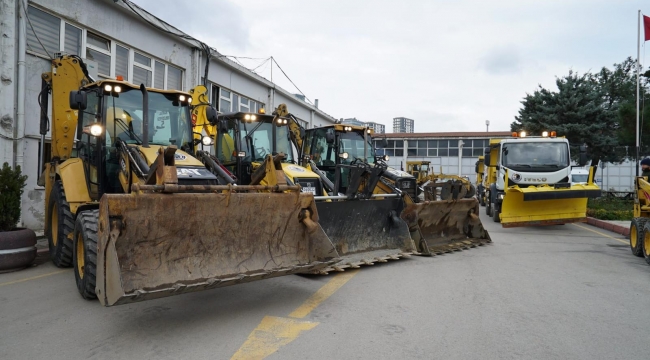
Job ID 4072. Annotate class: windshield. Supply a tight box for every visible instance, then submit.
[339,131,375,164]
[241,121,293,162]
[572,174,588,183]
[104,88,192,150]
[502,142,569,171]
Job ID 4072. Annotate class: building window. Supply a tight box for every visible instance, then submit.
[115,45,129,80]
[220,89,232,112]
[133,52,153,87]
[154,61,165,89]
[86,32,111,77]
[26,6,60,57]
[167,65,182,90]
[64,24,82,56]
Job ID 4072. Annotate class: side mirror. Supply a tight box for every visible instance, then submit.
[218,119,228,134]
[69,91,87,110]
[206,106,218,124]
[380,138,388,149]
[326,132,335,144]
[484,147,490,155]
[578,145,588,166]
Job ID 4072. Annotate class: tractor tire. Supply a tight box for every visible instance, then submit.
[466,184,476,198]
[47,181,74,267]
[629,218,647,257]
[492,203,500,223]
[486,200,492,216]
[73,210,99,300]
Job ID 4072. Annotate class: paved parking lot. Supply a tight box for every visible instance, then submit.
[1,212,649,360]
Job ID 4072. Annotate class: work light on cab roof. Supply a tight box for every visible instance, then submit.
[511,130,556,138]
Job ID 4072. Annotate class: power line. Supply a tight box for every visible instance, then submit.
[271,57,313,105]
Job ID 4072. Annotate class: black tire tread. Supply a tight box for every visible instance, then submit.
[73,210,99,300]
[630,218,647,257]
[492,203,500,223]
[48,181,74,267]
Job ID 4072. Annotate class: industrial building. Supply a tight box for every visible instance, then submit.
[365,121,385,134]
[0,0,338,230]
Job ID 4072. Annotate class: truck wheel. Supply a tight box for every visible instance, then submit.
[486,198,492,216]
[492,203,500,223]
[629,218,647,257]
[47,181,74,267]
[643,222,650,265]
[479,195,486,207]
[73,210,99,300]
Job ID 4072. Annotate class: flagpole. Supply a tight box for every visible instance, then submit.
[637,9,641,177]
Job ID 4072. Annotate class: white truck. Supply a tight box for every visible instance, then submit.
[485,131,601,227]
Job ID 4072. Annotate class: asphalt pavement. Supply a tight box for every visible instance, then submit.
[1,210,649,360]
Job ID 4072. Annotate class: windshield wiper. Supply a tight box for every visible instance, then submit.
[536,164,562,167]
[508,164,531,168]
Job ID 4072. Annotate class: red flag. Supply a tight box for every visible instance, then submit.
[645,15,650,41]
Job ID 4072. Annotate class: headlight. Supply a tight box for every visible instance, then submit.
[542,131,549,137]
[202,136,213,146]
[114,85,122,93]
[339,152,349,159]
[179,95,186,102]
[519,131,527,137]
[86,123,103,137]
[104,84,112,92]
[498,193,504,199]
[245,114,251,120]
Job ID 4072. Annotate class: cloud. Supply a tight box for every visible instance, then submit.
[479,45,522,75]
[131,0,251,51]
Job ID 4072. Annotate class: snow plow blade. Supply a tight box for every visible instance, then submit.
[500,183,601,227]
[95,185,339,306]
[310,196,417,273]
[401,198,491,254]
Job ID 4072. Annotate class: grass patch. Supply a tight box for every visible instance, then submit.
[587,198,633,221]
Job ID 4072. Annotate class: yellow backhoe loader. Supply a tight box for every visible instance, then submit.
[300,126,490,256]
[405,161,477,201]
[39,56,338,306]
[629,176,650,265]
[191,101,416,273]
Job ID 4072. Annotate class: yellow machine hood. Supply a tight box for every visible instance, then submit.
[137,145,204,167]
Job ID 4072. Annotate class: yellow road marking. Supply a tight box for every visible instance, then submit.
[0,269,69,287]
[288,269,359,319]
[231,270,359,360]
[573,223,629,244]
[230,316,318,360]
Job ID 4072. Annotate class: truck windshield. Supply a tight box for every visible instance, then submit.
[104,88,192,150]
[339,131,375,163]
[241,121,294,162]
[502,142,569,171]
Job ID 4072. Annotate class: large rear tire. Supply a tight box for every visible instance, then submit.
[492,203,500,223]
[47,181,74,267]
[629,218,647,257]
[643,222,650,265]
[73,210,99,300]
[486,195,492,216]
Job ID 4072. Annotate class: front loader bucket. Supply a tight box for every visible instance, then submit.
[311,197,417,273]
[401,198,491,255]
[500,184,601,228]
[95,191,338,306]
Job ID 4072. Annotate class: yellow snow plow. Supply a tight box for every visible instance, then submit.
[499,182,601,227]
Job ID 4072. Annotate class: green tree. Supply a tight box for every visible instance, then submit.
[511,71,619,164]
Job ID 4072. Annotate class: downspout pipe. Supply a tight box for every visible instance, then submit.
[16,0,26,171]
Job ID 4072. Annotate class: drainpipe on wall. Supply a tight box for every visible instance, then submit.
[15,0,27,226]
[458,140,464,176]
[402,139,408,171]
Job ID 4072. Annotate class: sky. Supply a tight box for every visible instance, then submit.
[133,0,649,133]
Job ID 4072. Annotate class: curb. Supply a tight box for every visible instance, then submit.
[586,217,629,238]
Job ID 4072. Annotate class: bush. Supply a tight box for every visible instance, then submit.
[587,197,634,221]
[0,163,28,231]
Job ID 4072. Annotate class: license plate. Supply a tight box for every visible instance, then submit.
[302,186,316,195]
